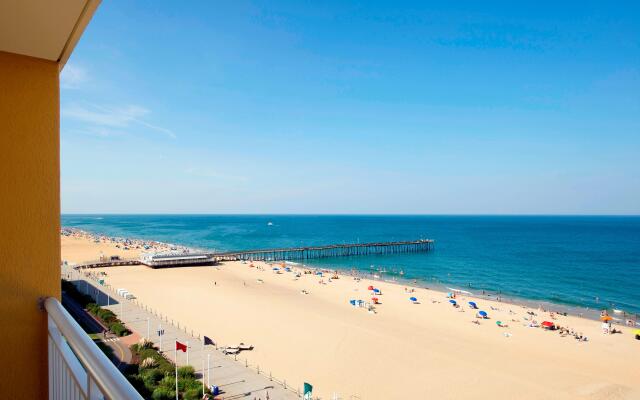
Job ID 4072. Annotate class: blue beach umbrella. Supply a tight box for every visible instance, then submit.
[349,299,356,306]
[449,299,457,305]
[478,311,488,318]
[272,267,279,271]
[410,297,418,302]
[468,301,477,309]
[373,288,380,293]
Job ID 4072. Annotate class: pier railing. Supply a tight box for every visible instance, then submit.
[213,239,434,262]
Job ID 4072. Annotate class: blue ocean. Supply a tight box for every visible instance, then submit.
[61,215,640,315]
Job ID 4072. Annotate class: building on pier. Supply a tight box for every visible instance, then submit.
[139,252,217,268]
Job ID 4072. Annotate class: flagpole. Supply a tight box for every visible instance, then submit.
[202,358,205,397]
[186,341,189,365]
[175,340,178,400]
[207,353,210,388]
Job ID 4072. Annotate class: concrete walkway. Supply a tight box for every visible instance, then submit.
[61,293,133,372]
[62,264,300,400]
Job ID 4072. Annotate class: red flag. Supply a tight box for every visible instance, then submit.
[176,341,187,352]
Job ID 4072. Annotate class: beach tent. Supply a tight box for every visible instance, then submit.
[367,285,374,290]
[409,297,418,303]
[449,299,457,305]
[468,301,477,309]
[541,321,554,328]
[478,311,488,318]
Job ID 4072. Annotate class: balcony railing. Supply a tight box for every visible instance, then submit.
[45,297,143,400]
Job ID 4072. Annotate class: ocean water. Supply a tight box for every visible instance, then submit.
[61,215,640,315]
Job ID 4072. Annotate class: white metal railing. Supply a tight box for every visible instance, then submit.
[45,297,143,400]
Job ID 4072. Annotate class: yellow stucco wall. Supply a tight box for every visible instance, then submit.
[0,51,60,399]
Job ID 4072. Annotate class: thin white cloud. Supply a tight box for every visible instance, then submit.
[60,63,88,89]
[63,103,176,138]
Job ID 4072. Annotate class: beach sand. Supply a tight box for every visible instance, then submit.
[62,235,640,399]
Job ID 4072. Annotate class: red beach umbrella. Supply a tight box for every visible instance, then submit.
[367,285,374,290]
[541,321,554,328]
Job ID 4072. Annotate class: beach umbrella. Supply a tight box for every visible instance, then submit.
[468,301,477,309]
[449,299,457,305]
[373,288,380,293]
[541,321,554,328]
[367,285,374,290]
[600,315,613,322]
[349,299,356,306]
[447,292,453,298]
[272,267,279,271]
[634,329,640,339]
[478,311,488,318]
[496,321,502,326]
[410,297,418,302]
[372,297,379,303]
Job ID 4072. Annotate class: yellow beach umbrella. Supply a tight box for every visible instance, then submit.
[633,329,640,336]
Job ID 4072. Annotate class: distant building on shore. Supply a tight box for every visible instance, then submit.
[139,252,216,268]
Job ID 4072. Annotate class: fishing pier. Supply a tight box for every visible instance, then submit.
[212,239,434,262]
[74,239,434,269]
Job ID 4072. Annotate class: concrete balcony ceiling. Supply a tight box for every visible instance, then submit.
[0,0,100,68]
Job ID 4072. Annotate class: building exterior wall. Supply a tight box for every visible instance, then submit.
[0,50,60,399]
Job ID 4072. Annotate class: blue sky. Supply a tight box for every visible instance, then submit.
[61,1,640,214]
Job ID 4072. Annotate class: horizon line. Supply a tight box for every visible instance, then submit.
[60,212,640,217]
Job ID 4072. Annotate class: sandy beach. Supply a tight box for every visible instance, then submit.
[61,233,640,400]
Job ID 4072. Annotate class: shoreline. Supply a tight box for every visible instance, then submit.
[62,227,639,326]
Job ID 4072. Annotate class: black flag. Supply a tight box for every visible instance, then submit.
[204,336,215,346]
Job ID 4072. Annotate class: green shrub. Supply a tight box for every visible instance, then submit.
[156,359,174,376]
[86,303,99,313]
[141,368,165,392]
[109,322,129,336]
[177,366,195,379]
[180,378,201,393]
[151,386,175,400]
[138,348,160,361]
[97,308,116,322]
[183,388,202,400]
[158,375,176,391]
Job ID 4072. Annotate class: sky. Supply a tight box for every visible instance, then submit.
[61,1,640,214]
